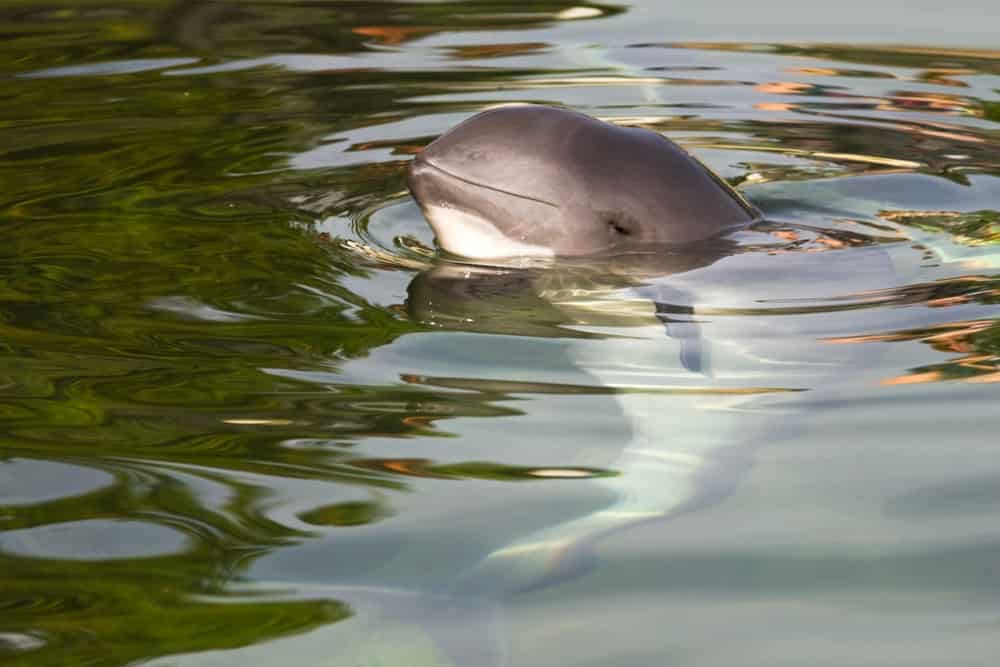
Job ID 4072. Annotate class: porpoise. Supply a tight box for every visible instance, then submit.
[407,104,760,259]
[389,104,898,665]
[403,108,765,595]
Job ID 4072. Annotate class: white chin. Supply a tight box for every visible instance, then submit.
[422,205,555,259]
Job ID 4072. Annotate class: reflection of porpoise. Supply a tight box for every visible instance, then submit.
[407,104,760,259]
[395,243,897,667]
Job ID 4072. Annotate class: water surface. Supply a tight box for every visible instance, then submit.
[1,2,998,666]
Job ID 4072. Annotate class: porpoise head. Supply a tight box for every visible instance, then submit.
[407,104,759,259]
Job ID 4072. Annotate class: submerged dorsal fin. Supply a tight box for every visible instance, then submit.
[651,286,711,376]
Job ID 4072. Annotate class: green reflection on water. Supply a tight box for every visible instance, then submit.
[1,3,633,662]
[0,0,998,664]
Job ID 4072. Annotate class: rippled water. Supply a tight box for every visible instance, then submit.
[2,2,999,665]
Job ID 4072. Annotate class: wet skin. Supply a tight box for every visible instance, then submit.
[407,104,760,260]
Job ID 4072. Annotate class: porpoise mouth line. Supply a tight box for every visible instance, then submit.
[417,155,561,210]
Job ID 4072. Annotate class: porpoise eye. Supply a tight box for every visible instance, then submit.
[605,216,632,236]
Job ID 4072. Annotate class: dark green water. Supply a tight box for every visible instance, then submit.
[1,2,998,665]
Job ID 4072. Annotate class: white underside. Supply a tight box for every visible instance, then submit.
[423,204,555,259]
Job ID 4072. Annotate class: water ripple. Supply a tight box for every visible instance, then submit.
[1,1,998,664]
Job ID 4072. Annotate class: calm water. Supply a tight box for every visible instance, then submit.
[2,2,999,665]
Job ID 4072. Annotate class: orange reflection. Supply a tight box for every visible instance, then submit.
[447,42,548,59]
[827,320,998,385]
[401,415,436,427]
[352,457,448,478]
[763,228,873,253]
[756,81,814,95]
[884,371,944,385]
[966,371,1000,384]
[876,91,973,114]
[351,138,424,155]
[352,26,435,46]
[755,102,797,111]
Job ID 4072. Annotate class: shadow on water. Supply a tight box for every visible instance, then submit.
[0,0,998,665]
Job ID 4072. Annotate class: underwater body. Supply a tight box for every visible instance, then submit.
[2,1,999,665]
